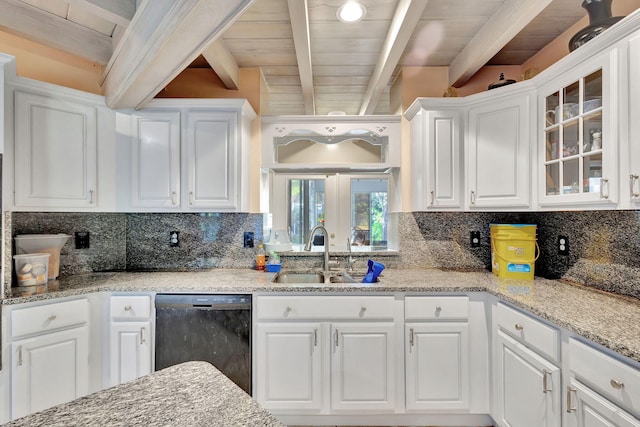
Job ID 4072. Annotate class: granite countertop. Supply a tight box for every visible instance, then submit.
[3,361,284,427]
[4,268,640,364]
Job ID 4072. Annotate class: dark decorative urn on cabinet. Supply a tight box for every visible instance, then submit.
[569,0,625,51]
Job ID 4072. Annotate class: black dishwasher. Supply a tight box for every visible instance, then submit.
[155,294,252,394]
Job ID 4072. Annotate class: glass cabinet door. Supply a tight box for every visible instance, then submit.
[544,69,603,197]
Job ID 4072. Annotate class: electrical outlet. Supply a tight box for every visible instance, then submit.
[244,231,254,248]
[558,235,569,256]
[470,231,481,248]
[75,232,90,249]
[170,231,180,247]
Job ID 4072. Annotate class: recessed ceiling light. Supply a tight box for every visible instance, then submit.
[337,1,366,23]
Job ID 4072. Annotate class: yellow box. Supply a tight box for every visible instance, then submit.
[490,224,538,280]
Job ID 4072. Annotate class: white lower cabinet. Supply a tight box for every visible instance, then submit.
[8,298,90,421]
[255,323,323,412]
[566,378,640,427]
[404,296,471,412]
[254,295,399,416]
[405,322,469,411]
[493,301,561,427]
[568,337,640,425]
[330,323,396,412]
[109,322,152,386]
[108,295,153,387]
[11,327,89,419]
[494,330,561,427]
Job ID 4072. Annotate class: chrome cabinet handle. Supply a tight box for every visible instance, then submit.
[335,329,339,347]
[17,345,23,366]
[470,191,476,205]
[124,305,132,311]
[631,174,640,198]
[543,369,552,393]
[435,306,442,313]
[566,386,577,412]
[189,191,194,205]
[610,379,625,389]
[171,191,178,205]
[600,178,609,199]
[409,328,414,348]
[284,306,292,317]
[140,327,146,344]
[515,323,524,331]
[89,190,95,204]
[430,190,435,205]
[314,329,318,347]
[48,315,57,321]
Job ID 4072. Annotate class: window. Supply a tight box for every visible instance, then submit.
[269,173,389,251]
[288,178,325,245]
[351,178,388,249]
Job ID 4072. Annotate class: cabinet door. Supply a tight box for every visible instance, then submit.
[539,50,618,207]
[255,323,323,412]
[629,34,640,205]
[566,378,640,427]
[14,91,97,208]
[109,321,152,387]
[405,322,469,411]
[185,110,239,210]
[130,111,181,208]
[467,94,531,208]
[494,330,561,427]
[11,326,89,420]
[330,323,396,413]
[410,109,462,210]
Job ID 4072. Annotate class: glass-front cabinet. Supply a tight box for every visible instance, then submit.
[539,51,618,207]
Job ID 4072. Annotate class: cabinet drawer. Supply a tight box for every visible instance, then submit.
[11,298,89,338]
[495,303,560,362]
[110,295,151,319]
[405,296,469,320]
[256,296,396,320]
[570,338,640,416]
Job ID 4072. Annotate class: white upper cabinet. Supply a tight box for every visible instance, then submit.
[537,50,619,208]
[466,88,534,210]
[130,110,181,208]
[406,100,463,210]
[185,110,239,210]
[627,32,640,207]
[121,99,255,212]
[406,85,534,212]
[13,90,99,209]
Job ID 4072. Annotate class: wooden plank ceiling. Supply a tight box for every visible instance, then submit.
[0,0,602,114]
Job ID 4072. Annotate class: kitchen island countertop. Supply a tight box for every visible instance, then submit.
[3,361,284,427]
[3,267,640,364]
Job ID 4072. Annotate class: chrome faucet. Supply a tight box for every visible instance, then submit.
[346,238,356,272]
[304,224,330,275]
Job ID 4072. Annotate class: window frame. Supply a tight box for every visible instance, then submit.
[270,172,389,251]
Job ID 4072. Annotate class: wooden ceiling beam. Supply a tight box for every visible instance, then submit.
[202,38,240,89]
[448,0,553,88]
[103,0,254,109]
[287,0,315,115]
[0,0,112,64]
[359,0,429,115]
[68,0,136,27]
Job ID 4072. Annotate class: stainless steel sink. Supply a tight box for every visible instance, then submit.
[271,270,377,284]
[271,271,325,284]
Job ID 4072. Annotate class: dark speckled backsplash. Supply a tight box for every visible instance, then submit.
[404,211,640,299]
[3,212,263,298]
[4,210,640,299]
